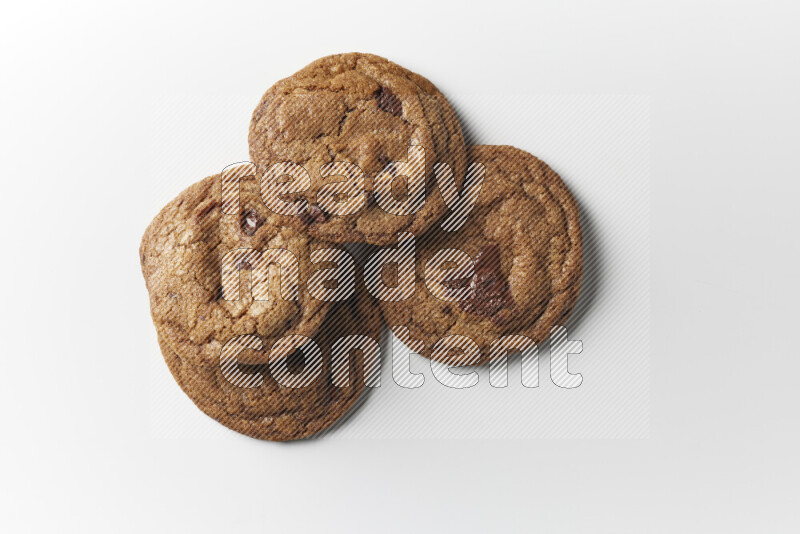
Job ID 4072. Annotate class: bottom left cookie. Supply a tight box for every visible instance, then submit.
[156,294,383,441]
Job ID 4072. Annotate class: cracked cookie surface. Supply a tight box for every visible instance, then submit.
[248,52,467,245]
[140,174,333,367]
[379,145,583,365]
[157,288,383,441]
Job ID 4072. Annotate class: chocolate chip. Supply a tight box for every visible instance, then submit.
[298,210,313,225]
[376,87,402,116]
[456,245,516,319]
[471,269,505,300]
[286,350,306,374]
[241,209,262,236]
[300,203,328,225]
[237,260,252,270]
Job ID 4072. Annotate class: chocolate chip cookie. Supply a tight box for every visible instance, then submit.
[379,145,583,365]
[156,286,383,441]
[248,52,467,245]
[141,174,332,367]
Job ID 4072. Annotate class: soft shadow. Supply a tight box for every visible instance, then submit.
[449,99,483,147]
[306,321,390,441]
[564,190,604,333]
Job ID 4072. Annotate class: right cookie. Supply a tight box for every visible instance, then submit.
[379,145,583,365]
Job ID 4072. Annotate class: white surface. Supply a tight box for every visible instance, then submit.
[1,0,799,532]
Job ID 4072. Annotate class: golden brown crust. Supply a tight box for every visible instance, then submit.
[379,145,583,365]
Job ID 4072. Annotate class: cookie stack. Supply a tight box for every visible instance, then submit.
[141,53,583,441]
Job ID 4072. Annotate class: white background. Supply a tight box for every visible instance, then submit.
[1,1,798,532]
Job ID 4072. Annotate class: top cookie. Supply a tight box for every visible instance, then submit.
[248,53,467,245]
[378,145,583,365]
